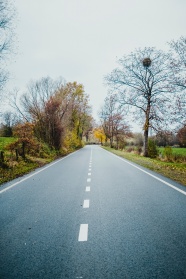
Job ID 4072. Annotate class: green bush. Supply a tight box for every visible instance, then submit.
[148,139,158,158]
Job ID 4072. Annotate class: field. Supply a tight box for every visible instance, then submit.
[158,147,186,156]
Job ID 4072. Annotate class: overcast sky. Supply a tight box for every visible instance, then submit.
[8,0,186,129]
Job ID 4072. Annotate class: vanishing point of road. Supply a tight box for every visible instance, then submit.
[0,145,186,278]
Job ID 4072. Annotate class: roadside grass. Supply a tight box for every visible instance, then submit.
[0,136,81,185]
[0,156,54,185]
[0,137,56,185]
[102,146,186,186]
[0,137,17,150]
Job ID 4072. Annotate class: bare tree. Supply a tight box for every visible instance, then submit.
[169,36,186,90]
[0,0,15,100]
[105,47,181,156]
[99,93,130,148]
[168,36,186,127]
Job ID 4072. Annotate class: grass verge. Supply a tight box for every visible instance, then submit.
[102,146,186,186]
[0,157,54,185]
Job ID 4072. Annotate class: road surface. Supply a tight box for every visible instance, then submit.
[0,145,186,278]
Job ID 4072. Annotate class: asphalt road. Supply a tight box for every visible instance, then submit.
[0,145,186,279]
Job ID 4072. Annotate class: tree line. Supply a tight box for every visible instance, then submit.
[1,77,93,157]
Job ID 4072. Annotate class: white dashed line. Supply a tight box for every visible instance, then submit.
[78,224,88,241]
[86,187,90,192]
[83,199,90,208]
[88,173,91,176]
[87,178,91,183]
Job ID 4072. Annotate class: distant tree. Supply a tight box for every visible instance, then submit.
[93,127,106,145]
[156,130,178,147]
[177,125,186,147]
[99,93,131,148]
[105,47,183,156]
[0,111,16,136]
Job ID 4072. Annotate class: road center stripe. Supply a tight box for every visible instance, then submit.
[83,199,90,208]
[86,187,90,192]
[78,224,88,241]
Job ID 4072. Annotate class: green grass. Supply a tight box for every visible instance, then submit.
[158,147,186,156]
[0,137,17,150]
[103,146,186,186]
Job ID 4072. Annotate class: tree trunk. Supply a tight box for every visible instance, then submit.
[0,151,5,162]
[22,142,26,159]
[110,137,113,148]
[143,100,151,157]
[15,149,19,161]
[144,129,149,157]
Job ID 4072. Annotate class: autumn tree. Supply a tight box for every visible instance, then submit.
[0,111,18,136]
[93,127,106,145]
[59,82,92,150]
[20,77,64,147]
[105,47,183,156]
[8,122,36,159]
[20,78,92,151]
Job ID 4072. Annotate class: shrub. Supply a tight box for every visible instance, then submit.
[148,139,158,158]
[163,146,173,161]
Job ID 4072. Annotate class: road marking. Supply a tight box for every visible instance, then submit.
[86,186,90,192]
[87,178,91,183]
[103,148,186,196]
[78,224,88,241]
[0,150,80,195]
[88,173,91,176]
[89,168,91,171]
[83,199,90,208]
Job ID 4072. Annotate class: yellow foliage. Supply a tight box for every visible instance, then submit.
[93,128,106,144]
[63,130,83,152]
